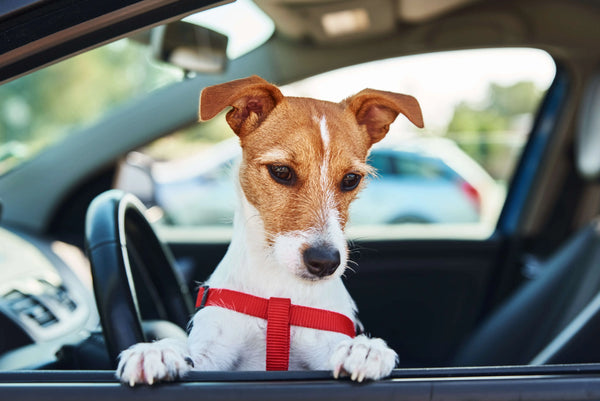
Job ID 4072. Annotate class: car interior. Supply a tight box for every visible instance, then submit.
[1,0,600,385]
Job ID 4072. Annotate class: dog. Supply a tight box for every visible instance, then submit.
[117,75,423,385]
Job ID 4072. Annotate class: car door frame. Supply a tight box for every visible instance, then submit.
[2,365,600,401]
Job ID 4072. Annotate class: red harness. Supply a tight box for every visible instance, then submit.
[195,286,356,371]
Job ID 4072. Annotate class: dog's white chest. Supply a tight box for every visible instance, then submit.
[289,327,349,370]
[189,306,348,371]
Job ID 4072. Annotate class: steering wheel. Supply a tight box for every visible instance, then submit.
[85,190,194,367]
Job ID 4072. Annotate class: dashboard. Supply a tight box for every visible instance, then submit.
[0,226,99,369]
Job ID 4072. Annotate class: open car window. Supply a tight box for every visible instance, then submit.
[115,48,555,240]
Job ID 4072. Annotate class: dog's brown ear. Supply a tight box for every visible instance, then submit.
[199,75,284,137]
[343,89,424,145]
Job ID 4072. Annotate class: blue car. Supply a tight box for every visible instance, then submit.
[351,142,487,225]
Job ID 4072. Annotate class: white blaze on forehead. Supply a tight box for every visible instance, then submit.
[318,116,342,262]
[320,116,330,150]
[319,116,337,224]
[319,116,331,188]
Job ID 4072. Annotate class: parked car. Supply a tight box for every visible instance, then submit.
[1,0,600,400]
[350,138,500,226]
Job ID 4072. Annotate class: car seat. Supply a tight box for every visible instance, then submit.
[453,217,600,366]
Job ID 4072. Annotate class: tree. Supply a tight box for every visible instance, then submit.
[446,81,544,181]
[447,81,543,134]
[0,39,181,174]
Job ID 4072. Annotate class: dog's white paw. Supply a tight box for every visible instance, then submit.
[116,339,194,386]
[330,335,398,382]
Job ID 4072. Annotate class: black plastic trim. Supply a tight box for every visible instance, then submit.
[0,0,228,85]
[1,366,600,401]
[1,364,600,383]
[497,63,570,235]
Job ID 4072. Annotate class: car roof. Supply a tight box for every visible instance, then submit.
[0,0,226,84]
[2,0,600,86]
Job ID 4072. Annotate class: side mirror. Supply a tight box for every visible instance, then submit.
[151,21,228,74]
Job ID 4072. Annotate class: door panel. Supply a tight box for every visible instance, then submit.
[169,236,505,368]
[345,238,504,367]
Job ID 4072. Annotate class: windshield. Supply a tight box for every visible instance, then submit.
[0,0,274,178]
[0,40,183,176]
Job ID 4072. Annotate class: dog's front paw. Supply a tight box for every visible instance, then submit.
[117,339,194,386]
[330,335,398,382]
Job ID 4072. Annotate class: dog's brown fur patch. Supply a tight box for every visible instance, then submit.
[238,98,372,242]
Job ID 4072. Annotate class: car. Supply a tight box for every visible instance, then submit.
[116,137,493,227]
[1,0,600,399]
[350,138,498,226]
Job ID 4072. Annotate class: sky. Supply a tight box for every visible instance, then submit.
[284,49,556,132]
[188,1,557,133]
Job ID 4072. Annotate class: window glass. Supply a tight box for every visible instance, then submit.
[116,48,555,239]
[0,39,182,177]
[0,0,274,178]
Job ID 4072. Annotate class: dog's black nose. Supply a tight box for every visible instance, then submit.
[303,246,340,277]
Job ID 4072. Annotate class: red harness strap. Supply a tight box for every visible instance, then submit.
[195,286,356,371]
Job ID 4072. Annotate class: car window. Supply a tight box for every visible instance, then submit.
[115,48,555,239]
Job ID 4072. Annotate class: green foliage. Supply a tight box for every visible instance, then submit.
[446,81,545,181]
[447,81,543,134]
[489,81,541,117]
[448,102,506,133]
[0,39,181,174]
[141,114,235,161]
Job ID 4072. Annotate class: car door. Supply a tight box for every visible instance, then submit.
[2,0,600,399]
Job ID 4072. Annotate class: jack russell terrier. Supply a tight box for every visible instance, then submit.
[117,75,423,385]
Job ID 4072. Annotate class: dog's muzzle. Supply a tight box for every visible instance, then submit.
[302,245,340,277]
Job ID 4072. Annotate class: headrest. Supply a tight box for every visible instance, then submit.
[576,73,600,180]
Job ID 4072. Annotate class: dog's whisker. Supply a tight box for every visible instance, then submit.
[347,259,359,268]
[344,266,356,275]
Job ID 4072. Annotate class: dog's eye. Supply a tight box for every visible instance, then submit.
[268,164,296,185]
[341,173,362,191]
